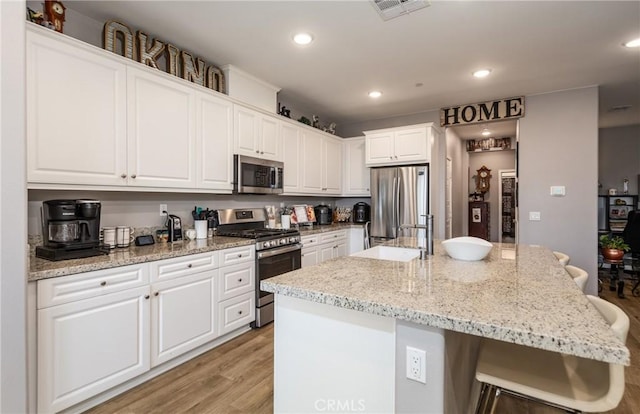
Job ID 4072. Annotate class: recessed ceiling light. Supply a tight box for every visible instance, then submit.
[293,33,313,45]
[368,91,382,98]
[473,69,492,78]
[481,128,491,136]
[623,38,640,48]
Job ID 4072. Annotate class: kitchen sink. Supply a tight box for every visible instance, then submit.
[351,246,420,262]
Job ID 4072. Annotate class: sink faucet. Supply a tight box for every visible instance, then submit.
[399,214,434,258]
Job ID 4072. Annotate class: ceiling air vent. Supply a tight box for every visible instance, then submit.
[371,0,430,21]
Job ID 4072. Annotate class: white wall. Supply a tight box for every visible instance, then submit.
[599,125,640,195]
[445,129,465,238]
[519,86,599,294]
[0,0,28,411]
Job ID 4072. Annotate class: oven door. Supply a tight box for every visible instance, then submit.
[256,243,302,306]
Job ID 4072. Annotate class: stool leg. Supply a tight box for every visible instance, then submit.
[488,387,501,414]
[474,383,489,414]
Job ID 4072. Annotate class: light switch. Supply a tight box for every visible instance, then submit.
[550,186,565,197]
[529,211,541,221]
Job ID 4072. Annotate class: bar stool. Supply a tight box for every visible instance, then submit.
[553,251,570,266]
[565,265,588,292]
[474,295,628,413]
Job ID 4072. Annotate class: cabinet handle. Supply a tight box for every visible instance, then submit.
[256,150,260,154]
[238,278,243,283]
[131,174,137,179]
[187,264,193,268]
[395,156,398,159]
[261,151,264,154]
[144,295,150,300]
[154,292,159,296]
[389,156,393,160]
[100,281,107,286]
[237,254,243,258]
[120,173,127,179]
[238,310,243,315]
[301,254,305,257]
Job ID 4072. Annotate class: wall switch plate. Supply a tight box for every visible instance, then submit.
[406,346,427,384]
[529,211,541,221]
[160,204,167,216]
[550,186,566,196]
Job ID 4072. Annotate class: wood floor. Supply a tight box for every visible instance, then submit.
[88,274,640,414]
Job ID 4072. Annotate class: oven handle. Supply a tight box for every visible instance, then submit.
[257,243,302,259]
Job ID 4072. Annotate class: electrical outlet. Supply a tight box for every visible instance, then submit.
[406,346,427,384]
[160,204,167,216]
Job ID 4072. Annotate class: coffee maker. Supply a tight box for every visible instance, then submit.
[36,199,109,261]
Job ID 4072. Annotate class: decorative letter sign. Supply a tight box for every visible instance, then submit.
[440,97,525,127]
[103,20,226,94]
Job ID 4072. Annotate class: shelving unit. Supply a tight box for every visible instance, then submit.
[599,195,638,234]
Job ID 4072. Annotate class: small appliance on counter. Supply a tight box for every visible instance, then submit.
[314,204,333,225]
[353,202,370,223]
[166,213,183,242]
[36,199,109,261]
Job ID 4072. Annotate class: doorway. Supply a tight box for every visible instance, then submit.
[445,120,519,242]
[498,169,517,243]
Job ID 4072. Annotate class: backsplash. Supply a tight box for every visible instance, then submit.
[28,190,370,236]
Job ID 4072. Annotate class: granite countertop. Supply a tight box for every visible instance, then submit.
[29,236,255,282]
[298,222,364,236]
[262,237,630,366]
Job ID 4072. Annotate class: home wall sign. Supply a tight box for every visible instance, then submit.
[103,20,225,93]
[440,96,525,127]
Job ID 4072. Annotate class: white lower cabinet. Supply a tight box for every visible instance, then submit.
[301,230,347,267]
[151,271,217,367]
[35,247,256,413]
[37,285,150,413]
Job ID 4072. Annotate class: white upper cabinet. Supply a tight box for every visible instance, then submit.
[127,67,196,188]
[324,136,343,194]
[234,104,282,161]
[281,122,302,193]
[196,92,234,191]
[27,28,128,186]
[300,129,325,193]
[342,137,370,196]
[365,123,435,166]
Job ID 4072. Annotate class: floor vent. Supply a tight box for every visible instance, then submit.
[371,0,430,21]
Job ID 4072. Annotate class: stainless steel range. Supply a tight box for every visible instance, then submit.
[216,208,301,328]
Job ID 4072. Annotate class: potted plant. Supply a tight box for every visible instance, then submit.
[599,234,630,260]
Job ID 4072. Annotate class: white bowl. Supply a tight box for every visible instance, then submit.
[441,237,493,261]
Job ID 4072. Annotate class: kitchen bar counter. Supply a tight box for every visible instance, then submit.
[263,238,629,366]
[29,236,254,282]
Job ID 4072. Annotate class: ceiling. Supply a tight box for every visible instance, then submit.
[67,1,640,131]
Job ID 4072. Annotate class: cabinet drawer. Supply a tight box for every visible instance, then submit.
[151,251,218,283]
[218,262,254,301]
[301,234,320,247]
[37,263,149,309]
[219,245,254,267]
[218,292,255,335]
[320,230,347,243]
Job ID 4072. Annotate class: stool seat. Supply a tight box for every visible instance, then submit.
[474,295,628,413]
[553,251,570,266]
[565,265,588,292]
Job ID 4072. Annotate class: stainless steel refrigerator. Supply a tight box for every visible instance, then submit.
[370,164,429,246]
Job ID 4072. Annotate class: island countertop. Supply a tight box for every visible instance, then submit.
[262,238,630,366]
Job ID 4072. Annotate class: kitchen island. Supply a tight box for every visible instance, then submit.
[262,238,629,413]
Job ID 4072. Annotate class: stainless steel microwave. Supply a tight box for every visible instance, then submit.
[233,155,284,194]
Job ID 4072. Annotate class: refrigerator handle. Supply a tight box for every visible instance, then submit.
[394,175,400,236]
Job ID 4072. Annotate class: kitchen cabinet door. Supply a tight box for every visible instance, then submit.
[301,130,324,193]
[365,132,394,164]
[234,104,281,161]
[323,136,343,194]
[127,67,196,188]
[394,127,429,163]
[259,115,281,161]
[196,92,233,191]
[334,241,348,259]
[301,247,318,268]
[281,122,302,193]
[343,137,370,196]
[38,286,150,413]
[319,244,335,263]
[150,271,217,367]
[27,27,128,187]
